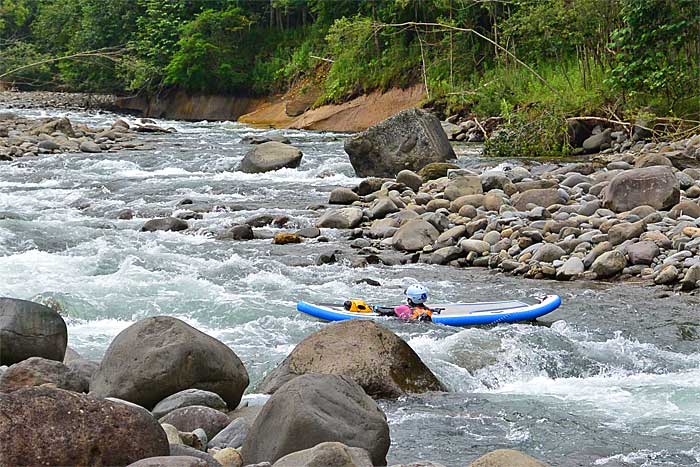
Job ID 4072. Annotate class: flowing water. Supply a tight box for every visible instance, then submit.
[1,108,699,467]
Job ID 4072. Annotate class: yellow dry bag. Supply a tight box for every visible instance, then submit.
[343,299,372,313]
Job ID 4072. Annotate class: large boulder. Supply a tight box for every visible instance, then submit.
[91,316,249,410]
[259,320,444,398]
[242,374,390,465]
[0,356,85,393]
[0,297,67,366]
[209,417,251,449]
[0,387,169,465]
[591,250,627,278]
[602,166,680,213]
[626,241,660,265]
[141,217,189,232]
[316,207,363,229]
[239,142,303,173]
[444,174,483,201]
[159,405,230,439]
[152,388,228,419]
[344,108,456,178]
[392,219,439,252]
[272,442,373,467]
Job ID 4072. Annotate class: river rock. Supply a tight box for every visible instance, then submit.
[79,140,102,153]
[242,374,390,465]
[459,239,490,255]
[556,256,585,280]
[392,219,439,251]
[0,386,168,465]
[418,162,460,181]
[635,153,672,168]
[159,405,230,439]
[316,207,363,229]
[444,174,483,201]
[483,193,504,211]
[591,250,627,278]
[218,224,254,240]
[259,320,444,398]
[532,244,566,263]
[681,264,700,291]
[91,316,249,410]
[344,108,456,178]
[272,232,302,245]
[626,241,660,265]
[142,217,189,232]
[469,449,548,467]
[329,187,359,205]
[602,166,680,213]
[0,297,67,365]
[608,221,645,245]
[368,218,400,239]
[209,417,251,449]
[153,389,228,419]
[640,230,672,249]
[239,142,303,173]
[127,457,208,467]
[65,358,99,392]
[396,169,423,192]
[670,200,700,218]
[512,188,566,211]
[0,356,84,393]
[582,128,612,153]
[212,448,243,467]
[169,444,222,467]
[369,197,399,219]
[655,265,679,285]
[272,442,373,467]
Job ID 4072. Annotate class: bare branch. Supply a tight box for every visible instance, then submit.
[0,47,126,80]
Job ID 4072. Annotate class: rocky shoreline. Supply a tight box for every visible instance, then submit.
[0,297,546,467]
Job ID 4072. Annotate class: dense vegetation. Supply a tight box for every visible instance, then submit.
[1,0,698,153]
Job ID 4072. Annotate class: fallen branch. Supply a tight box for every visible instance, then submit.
[309,54,334,63]
[0,47,125,80]
[375,21,562,98]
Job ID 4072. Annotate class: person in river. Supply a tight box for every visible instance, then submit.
[376,283,435,322]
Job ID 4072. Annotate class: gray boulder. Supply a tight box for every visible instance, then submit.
[368,197,399,219]
[0,357,85,393]
[91,316,249,410]
[396,169,423,192]
[556,257,585,280]
[512,188,566,211]
[153,389,228,419]
[0,297,67,365]
[242,374,390,465]
[65,358,99,392]
[316,208,363,229]
[625,241,660,265]
[670,200,700,218]
[329,187,360,205]
[79,141,102,153]
[608,221,645,246]
[209,417,251,449]
[532,244,566,263]
[392,219,439,251]
[591,250,627,278]
[217,224,254,241]
[272,442,372,467]
[239,142,303,173]
[159,405,230,439]
[169,445,222,467]
[444,174,483,201]
[602,167,680,213]
[142,217,188,232]
[259,320,444,398]
[582,128,612,153]
[344,109,456,178]
[0,387,168,466]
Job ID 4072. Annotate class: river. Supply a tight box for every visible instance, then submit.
[1,108,699,466]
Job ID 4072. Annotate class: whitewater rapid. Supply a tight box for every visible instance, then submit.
[1,108,699,466]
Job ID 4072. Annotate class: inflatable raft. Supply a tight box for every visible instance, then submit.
[297,295,561,326]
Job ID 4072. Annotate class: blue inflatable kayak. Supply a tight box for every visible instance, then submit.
[297,295,561,326]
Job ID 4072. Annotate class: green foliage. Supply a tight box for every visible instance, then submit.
[164,7,252,93]
[607,0,700,108]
